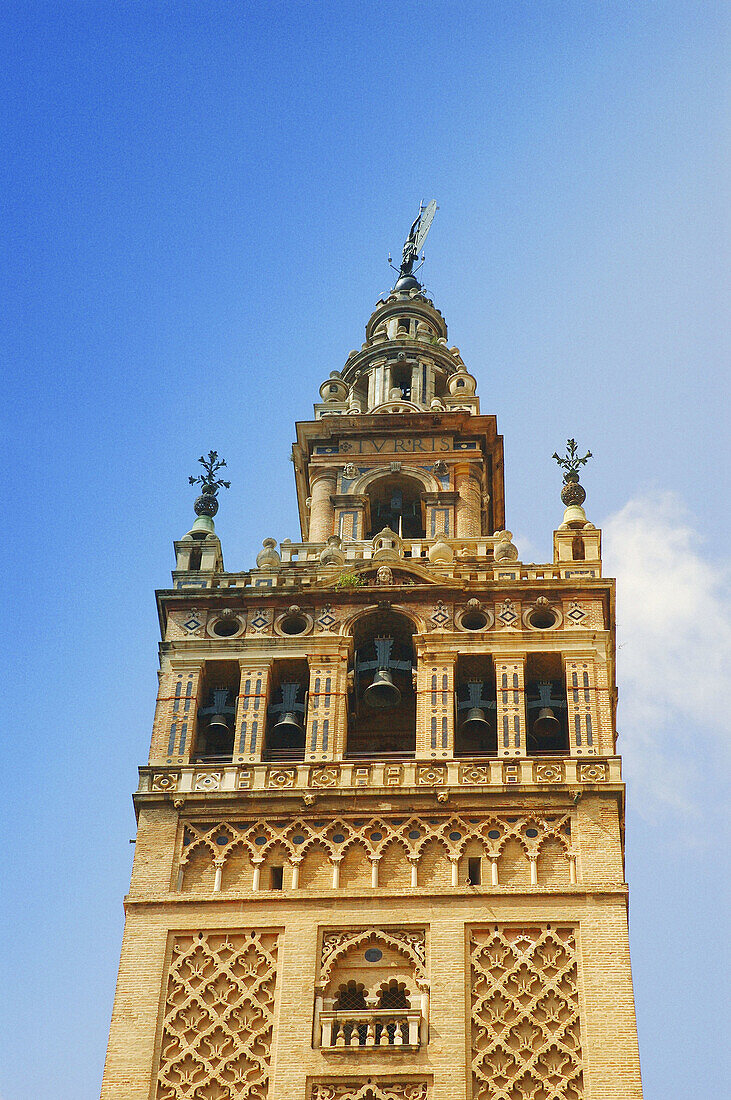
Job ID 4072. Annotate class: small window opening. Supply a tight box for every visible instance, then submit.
[336,982,367,1010]
[572,535,586,560]
[270,866,284,890]
[390,363,412,400]
[378,981,409,1009]
[468,857,482,885]
[397,318,410,333]
[188,548,202,571]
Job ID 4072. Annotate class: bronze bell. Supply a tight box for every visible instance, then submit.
[461,706,492,735]
[363,668,401,709]
[207,711,232,737]
[532,706,562,740]
[271,711,305,747]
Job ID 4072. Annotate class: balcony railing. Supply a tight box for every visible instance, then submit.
[320,1010,421,1050]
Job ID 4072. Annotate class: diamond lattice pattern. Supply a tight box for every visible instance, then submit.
[156,930,279,1100]
[470,926,583,1100]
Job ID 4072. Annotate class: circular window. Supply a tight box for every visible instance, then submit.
[280,613,308,635]
[364,948,383,962]
[292,835,305,845]
[370,832,383,842]
[333,833,345,844]
[449,831,462,841]
[488,829,501,840]
[525,828,539,838]
[212,617,241,637]
[408,829,420,839]
[524,605,562,630]
[460,608,489,630]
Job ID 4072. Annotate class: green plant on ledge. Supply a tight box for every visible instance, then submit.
[335,571,366,590]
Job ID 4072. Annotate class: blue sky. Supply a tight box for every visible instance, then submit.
[1,3,728,1098]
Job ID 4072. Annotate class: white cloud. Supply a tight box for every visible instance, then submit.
[602,492,731,817]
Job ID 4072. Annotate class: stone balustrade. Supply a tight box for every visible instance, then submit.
[320,1011,421,1050]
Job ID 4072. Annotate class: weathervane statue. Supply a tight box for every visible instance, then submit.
[391,200,438,289]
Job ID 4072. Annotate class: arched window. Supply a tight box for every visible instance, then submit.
[378,981,410,1009]
[335,981,367,1010]
[365,474,425,539]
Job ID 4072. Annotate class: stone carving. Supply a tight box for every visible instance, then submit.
[566,601,588,626]
[429,600,451,628]
[459,764,490,785]
[316,604,338,632]
[496,598,519,627]
[311,1083,428,1100]
[248,609,272,634]
[193,772,221,792]
[342,463,358,479]
[376,565,394,585]
[311,766,339,788]
[266,768,296,788]
[535,762,564,783]
[320,927,427,986]
[416,765,446,786]
[152,772,179,792]
[578,762,607,782]
[470,925,584,1100]
[493,530,519,562]
[155,930,279,1099]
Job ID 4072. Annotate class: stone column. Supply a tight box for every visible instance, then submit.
[308,471,337,542]
[455,462,481,538]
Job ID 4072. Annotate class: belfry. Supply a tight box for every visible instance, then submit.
[102,207,643,1100]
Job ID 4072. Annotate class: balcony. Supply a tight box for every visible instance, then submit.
[320,1010,421,1051]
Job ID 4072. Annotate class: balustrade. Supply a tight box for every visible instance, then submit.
[320,1010,421,1050]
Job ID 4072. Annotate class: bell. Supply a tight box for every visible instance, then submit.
[532,706,561,740]
[271,712,305,747]
[461,707,492,736]
[363,668,401,709]
[207,712,232,736]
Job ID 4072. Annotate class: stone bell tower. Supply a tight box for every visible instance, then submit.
[101,208,643,1100]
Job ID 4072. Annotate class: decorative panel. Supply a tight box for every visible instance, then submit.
[155,930,279,1099]
[470,926,583,1100]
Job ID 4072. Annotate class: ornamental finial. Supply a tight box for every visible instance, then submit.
[188,451,230,519]
[553,439,592,516]
[552,439,592,481]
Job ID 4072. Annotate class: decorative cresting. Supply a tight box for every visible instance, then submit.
[470,926,584,1100]
[178,812,574,892]
[311,1083,428,1100]
[311,1083,429,1100]
[155,930,279,1100]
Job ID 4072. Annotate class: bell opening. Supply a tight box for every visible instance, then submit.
[526,660,569,755]
[265,658,309,762]
[455,661,497,756]
[347,611,416,757]
[193,661,240,762]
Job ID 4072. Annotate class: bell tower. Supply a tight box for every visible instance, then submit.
[101,207,643,1100]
